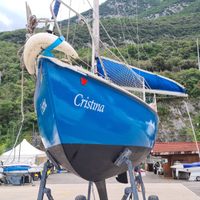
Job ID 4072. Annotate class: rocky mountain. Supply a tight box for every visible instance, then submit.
[0,0,200,148]
[2,1,200,48]
[80,0,200,20]
[157,98,200,142]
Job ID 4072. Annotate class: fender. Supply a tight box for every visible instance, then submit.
[23,33,78,75]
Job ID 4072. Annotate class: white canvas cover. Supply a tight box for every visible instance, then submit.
[0,139,47,165]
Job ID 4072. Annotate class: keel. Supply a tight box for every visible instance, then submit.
[94,180,108,200]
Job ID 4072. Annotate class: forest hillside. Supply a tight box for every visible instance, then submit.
[0,0,200,150]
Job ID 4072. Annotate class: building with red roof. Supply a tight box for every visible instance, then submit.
[152,142,200,177]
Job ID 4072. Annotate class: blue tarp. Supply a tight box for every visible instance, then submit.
[97,58,186,93]
[183,162,200,168]
[3,166,30,172]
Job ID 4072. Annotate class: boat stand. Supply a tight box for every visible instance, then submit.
[37,152,61,200]
[114,148,146,200]
[87,181,92,200]
[86,148,148,200]
[37,160,54,200]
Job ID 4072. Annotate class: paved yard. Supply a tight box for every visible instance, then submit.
[0,171,200,200]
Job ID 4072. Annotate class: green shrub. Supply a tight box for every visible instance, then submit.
[157,103,170,116]
[0,144,6,156]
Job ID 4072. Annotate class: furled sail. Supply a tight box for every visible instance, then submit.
[97,57,187,97]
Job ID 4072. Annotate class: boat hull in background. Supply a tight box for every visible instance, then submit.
[34,57,158,181]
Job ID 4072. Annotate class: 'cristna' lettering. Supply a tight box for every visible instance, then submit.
[74,94,105,113]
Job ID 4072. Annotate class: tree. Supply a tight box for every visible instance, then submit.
[178,60,198,70]
[0,144,6,156]
[151,56,165,71]
[165,57,181,71]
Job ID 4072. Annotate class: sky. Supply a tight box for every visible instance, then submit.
[0,0,107,32]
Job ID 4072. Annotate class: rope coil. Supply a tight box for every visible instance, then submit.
[17,15,50,122]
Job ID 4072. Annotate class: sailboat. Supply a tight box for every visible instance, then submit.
[0,139,45,185]
[23,0,187,199]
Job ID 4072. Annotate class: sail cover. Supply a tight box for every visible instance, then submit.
[97,58,145,89]
[97,57,186,94]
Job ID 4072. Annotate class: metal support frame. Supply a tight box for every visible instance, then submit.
[114,148,146,200]
[37,152,61,200]
[137,165,146,200]
[114,148,139,200]
[37,160,54,200]
[87,181,92,200]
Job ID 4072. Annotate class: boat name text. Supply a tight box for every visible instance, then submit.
[74,94,105,113]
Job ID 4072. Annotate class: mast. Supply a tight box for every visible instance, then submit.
[92,0,99,74]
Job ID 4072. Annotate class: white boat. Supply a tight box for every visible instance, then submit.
[0,139,45,185]
[171,162,200,181]
[0,162,43,185]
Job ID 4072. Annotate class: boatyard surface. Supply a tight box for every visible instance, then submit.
[0,171,200,200]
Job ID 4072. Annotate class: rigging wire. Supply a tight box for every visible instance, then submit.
[87,8,91,68]
[156,96,185,99]
[86,0,154,74]
[86,0,128,64]
[126,19,154,71]
[117,0,143,68]
[73,57,92,69]
[5,122,23,164]
[66,0,72,42]
[59,5,62,59]
[6,15,50,164]
[118,1,155,88]
[135,0,140,69]
[185,99,200,159]
[118,0,154,72]
[72,0,81,46]
[85,0,150,91]
[114,0,131,64]
[18,123,23,162]
[115,0,149,72]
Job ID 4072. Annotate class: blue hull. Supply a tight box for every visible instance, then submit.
[3,165,30,173]
[34,57,158,181]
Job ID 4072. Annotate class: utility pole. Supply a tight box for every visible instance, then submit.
[35,131,37,147]
[197,39,200,70]
[32,123,35,146]
[12,123,15,148]
[0,71,1,85]
[6,129,9,149]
